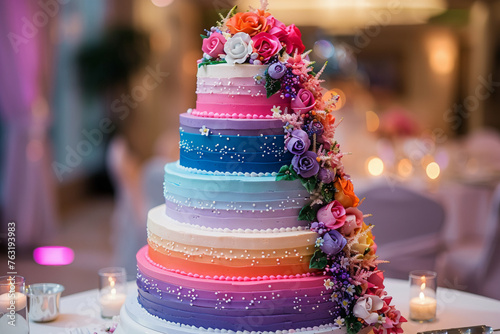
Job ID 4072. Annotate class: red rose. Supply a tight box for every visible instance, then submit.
[251,32,282,63]
[202,32,226,58]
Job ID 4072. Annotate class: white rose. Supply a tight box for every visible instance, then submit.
[353,295,384,325]
[223,32,253,65]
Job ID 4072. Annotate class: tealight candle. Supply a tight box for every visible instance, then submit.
[0,292,27,313]
[409,270,437,322]
[98,267,127,318]
[0,275,28,334]
[99,290,126,318]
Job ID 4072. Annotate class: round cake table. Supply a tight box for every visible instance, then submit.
[28,279,500,334]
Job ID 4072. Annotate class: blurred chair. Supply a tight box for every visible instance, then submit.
[439,183,500,299]
[107,136,169,277]
[358,182,446,280]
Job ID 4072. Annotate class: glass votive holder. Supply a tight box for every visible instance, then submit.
[27,283,65,322]
[409,270,437,323]
[98,267,127,318]
[0,275,29,334]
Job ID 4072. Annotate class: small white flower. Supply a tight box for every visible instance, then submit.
[340,257,349,269]
[377,315,386,324]
[334,316,345,327]
[324,279,334,290]
[200,125,210,136]
[187,108,193,114]
[253,74,264,85]
[253,60,262,65]
[271,105,282,117]
[346,284,355,296]
[331,291,340,302]
[203,53,212,60]
[315,237,324,247]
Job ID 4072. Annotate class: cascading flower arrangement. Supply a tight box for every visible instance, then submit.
[200,2,406,333]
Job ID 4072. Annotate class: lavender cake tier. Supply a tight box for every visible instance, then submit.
[129,247,341,333]
[164,162,309,230]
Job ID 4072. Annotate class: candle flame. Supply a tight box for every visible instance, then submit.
[420,275,427,290]
[108,276,115,288]
[111,288,116,296]
[419,291,425,300]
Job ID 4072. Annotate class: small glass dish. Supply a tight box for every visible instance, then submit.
[27,283,64,322]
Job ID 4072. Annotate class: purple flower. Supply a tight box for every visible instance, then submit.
[285,129,311,155]
[292,151,320,178]
[320,230,347,255]
[318,167,335,183]
[268,62,287,79]
[305,120,324,136]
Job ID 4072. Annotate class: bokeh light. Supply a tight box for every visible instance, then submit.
[367,157,384,176]
[397,158,413,178]
[313,40,335,59]
[366,111,380,132]
[426,162,441,180]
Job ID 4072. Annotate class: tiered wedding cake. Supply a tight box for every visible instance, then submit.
[117,3,405,334]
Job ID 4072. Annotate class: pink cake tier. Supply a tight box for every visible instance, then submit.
[193,64,290,119]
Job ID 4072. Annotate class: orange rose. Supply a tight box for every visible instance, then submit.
[226,12,270,37]
[334,177,359,208]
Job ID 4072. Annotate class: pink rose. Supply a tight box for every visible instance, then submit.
[268,16,287,40]
[252,32,282,63]
[267,16,286,31]
[340,207,364,237]
[316,200,346,230]
[291,88,316,114]
[202,32,226,59]
[283,24,305,55]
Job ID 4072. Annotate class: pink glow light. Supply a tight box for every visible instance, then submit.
[33,246,75,266]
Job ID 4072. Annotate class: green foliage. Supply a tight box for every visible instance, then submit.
[309,249,328,270]
[345,315,363,334]
[276,165,298,181]
[321,182,336,203]
[298,204,318,222]
[200,34,208,39]
[198,59,227,68]
[264,71,281,98]
[300,175,317,193]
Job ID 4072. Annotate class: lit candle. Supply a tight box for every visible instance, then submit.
[409,277,437,322]
[99,276,126,318]
[99,291,126,318]
[0,292,27,313]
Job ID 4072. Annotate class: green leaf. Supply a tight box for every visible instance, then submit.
[264,73,281,98]
[300,175,317,193]
[200,34,208,39]
[198,59,227,68]
[298,204,318,222]
[276,165,298,181]
[321,182,336,203]
[345,315,363,334]
[309,249,328,270]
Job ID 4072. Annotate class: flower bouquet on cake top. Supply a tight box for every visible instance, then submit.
[199,2,406,333]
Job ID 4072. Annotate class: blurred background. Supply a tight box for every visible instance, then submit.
[0,0,499,299]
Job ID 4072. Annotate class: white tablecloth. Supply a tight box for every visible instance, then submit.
[29,279,500,334]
